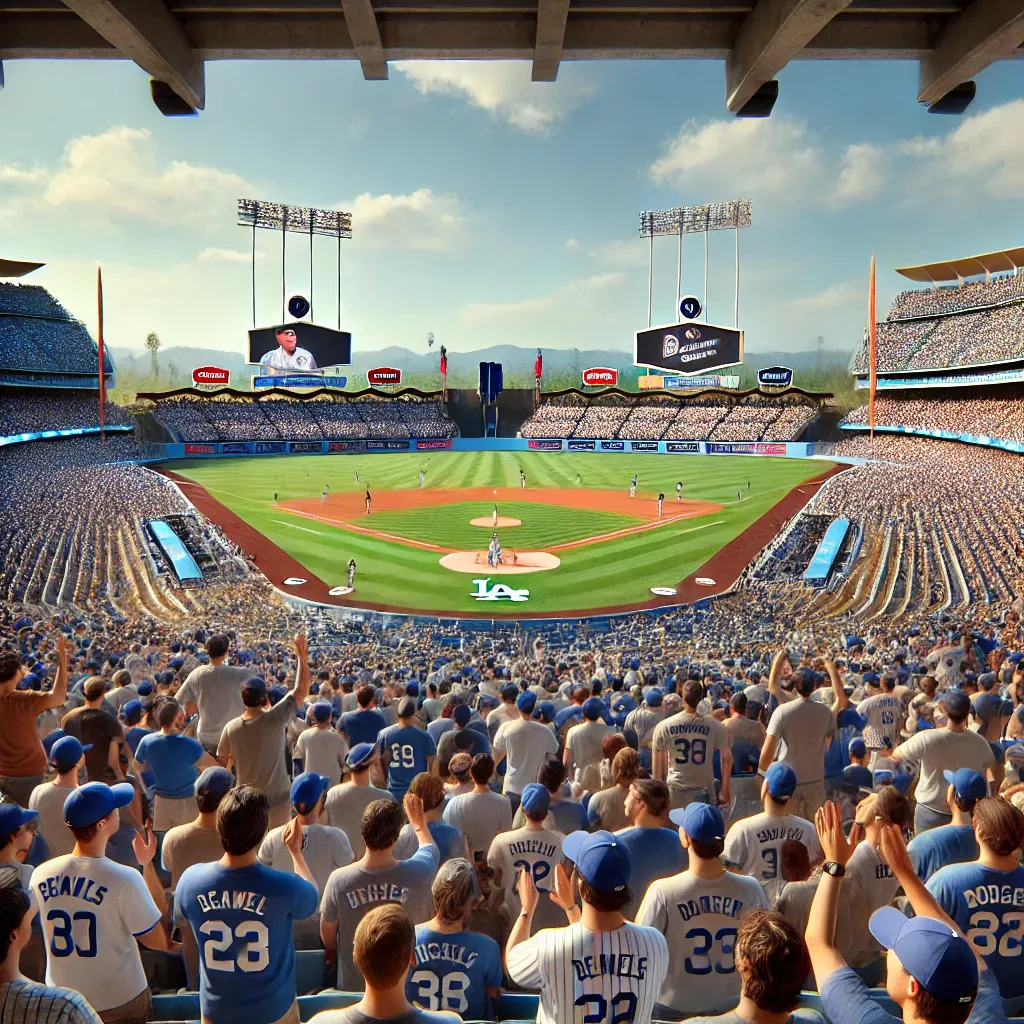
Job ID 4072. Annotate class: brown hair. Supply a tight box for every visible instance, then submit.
[470,753,494,785]
[682,680,704,709]
[83,676,107,701]
[974,797,1024,858]
[579,878,631,913]
[781,838,813,882]
[612,747,640,786]
[361,799,403,851]
[353,904,415,990]
[356,685,375,709]
[913,986,975,1024]
[630,779,669,818]
[156,697,182,730]
[736,911,809,1013]
[601,733,627,762]
[408,773,445,814]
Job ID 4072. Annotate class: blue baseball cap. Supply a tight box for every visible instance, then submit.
[848,737,867,758]
[582,697,604,721]
[453,704,472,727]
[50,735,91,771]
[670,803,725,845]
[501,684,518,701]
[534,701,556,723]
[941,690,971,717]
[843,764,875,793]
[869,908,977,1006]
[347,742,377,770]
[42,730,66,756]
[312,701,332,723]
[136,680,154,697]
[555,707,582,730]
[64,782,135,829]
[516,691,537,714]
[0,804,38,833]
[943,768,987,802]
[520,783,551,818]
[893,772,913,795]
[765,762,797,800]
[291,772,330,811]
[195,766,234,797]
[645,689,663,708]
[242,676,266,696]
[563,830,632,892]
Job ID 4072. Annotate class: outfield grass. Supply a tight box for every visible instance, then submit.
[166,451,830,614]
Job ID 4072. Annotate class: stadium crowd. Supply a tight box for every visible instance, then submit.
[887,273,1024,321]
[843,394,1024,443]
[0,285,104,375]
[0,392,133,438]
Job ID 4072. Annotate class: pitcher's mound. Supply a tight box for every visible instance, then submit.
[440,551,560,574]
[470,516,522,528]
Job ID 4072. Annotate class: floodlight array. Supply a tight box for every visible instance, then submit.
[638,199,751,238]
[237,198,353,239]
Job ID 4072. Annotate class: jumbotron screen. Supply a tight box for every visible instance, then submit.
[634,321,744,375]
[247,322,352,373]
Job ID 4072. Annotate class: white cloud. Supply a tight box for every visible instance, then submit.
[565,238,580,251]
[198,247,263,263]
[395,61,592,134]
[833,144,884,205]
[650,117,823,198]
[0,126,250,228]
[460,272,622,325]
[348,189,464,252]
[785,279,862,314]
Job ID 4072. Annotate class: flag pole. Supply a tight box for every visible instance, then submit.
[97,266,106,444]
[868,253,877,453]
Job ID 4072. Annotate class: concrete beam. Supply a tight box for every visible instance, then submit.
[532,0,571,79]
[59,0,205,108]
[339,0,389,78]
[917,0,1024,105]
[726,0,855,111]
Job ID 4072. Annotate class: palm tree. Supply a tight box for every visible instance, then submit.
[145,331,161,378]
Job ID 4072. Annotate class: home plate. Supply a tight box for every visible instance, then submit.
[650,587,678,597]
[696,577,717,586]
[283,577,308,586]
[440,551,560,574]
[328,586,354,596]
[470,516,522,527]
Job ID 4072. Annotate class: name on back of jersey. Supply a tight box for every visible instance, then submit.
[676,894,747,921]
[345,882,409,910]
[195,889,268,916]
[508,839,558,857]
[415,940,480,968]
[37,874,108,906]
[964,884,1024,910]
[755,826,807,845]
[573,952,649,982]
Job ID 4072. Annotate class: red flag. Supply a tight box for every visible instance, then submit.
[439,346,448,377]
[97,266,106,442]
[534,351,543,381]
[868,254,877,440]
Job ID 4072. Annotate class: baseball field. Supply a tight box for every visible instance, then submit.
[162,451,837,617]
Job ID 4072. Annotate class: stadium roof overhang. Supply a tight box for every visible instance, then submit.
[896,247,1024,283]
[3,0,1023,117]
[0,259,45,279]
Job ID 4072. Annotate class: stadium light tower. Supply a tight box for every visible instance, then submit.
[638,199,751,327]
[237,199,353,329]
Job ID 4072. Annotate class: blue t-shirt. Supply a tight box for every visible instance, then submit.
[550,798,588,835]
[821,963,1002,1024]
[176,861,319,1024]
[134,732,205,799]
[125,726,152,756]
[408,925,503,1021]
[616,826,688,899]
[824,708,866,779]
[380,724,437,798]
[340,708,387,747]
[907,824,979,882]
[428,719,454,745]
[928,862,1024,998]
[427,820,465,864]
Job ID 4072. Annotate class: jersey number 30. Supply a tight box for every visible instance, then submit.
[199,920,271,972]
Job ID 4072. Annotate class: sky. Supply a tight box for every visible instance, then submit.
[1,56,1022,361]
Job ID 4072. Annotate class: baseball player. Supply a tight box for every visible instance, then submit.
[637,803,768,1018]
[506,829,669,1024]
[259,326,317,373]
[657,493,665,517]
[629,474,637,498]
[487,534,501,568]
[520,468,526,489]
[321,485,328,506]
[576,473,582,487]
[176,786,320,1024]
[419,468,426,488]
[492,504,499,527]
[347,559,356,589]
[364,488,372,515]
[676,481,683,502]
[354,469,359,483]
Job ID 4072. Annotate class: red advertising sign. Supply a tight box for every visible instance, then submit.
[367,366,402,386]
[192,366,230,386]
[184,443,215,455]
[582,367,618,387]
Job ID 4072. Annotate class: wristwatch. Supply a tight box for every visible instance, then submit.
[822,861,846,878]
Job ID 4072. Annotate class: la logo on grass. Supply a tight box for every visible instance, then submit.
[471,578,530,602]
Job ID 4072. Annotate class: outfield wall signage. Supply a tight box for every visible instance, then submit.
[663,374,741,390]
[528,439,563,451]
[367,440,410,450]
[630,441,659,452]
[184,443,215,455]
[666,441,701,453]
[289,441,323,453]
[582,367,619,387]
[416,439,452,450]
[222,442,254,454]
[707,442,786,455]
[328,441,365,453]
[367,366,402,386]
[757,366,793,388]
[567,439,596,451]
[254,441,286,454]
[471,578,530,602]
[634,321,744,375]
[192,365,230,387]
[600,440,625,451]
[252,374,348,389]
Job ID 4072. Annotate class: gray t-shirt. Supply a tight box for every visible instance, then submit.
[689,1012,824,1024]
[320,844,440,991]
[310,1008,454,1024]
[896,727,996,811]
[28,781,77,858]
[258,822,354,909]
[176,663,251,748]
[766,697,836,784]
[295,728,349,787]
[565,720,613,790]
[217,693,297,808]
[442,790,512,858]
[324,785,396,860]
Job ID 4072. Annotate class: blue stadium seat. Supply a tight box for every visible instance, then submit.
[297,993,360,1020]
[496,993,539,1020]
[295,949,330,993]
[151,994,200,1020]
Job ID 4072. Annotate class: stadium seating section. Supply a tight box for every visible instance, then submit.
[843,393,1024,444]
[0,283,106,374]
[0,390,133,436]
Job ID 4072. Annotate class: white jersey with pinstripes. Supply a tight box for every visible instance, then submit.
[506,920,669,1024]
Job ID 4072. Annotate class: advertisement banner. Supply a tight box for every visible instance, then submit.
[707,442,786,455]
[367,366,402,387]
[221,442,253,455]
[581,367,619,387]
[634,321,744,375]
[252,375,348,390]
[527,439,563,451]
[191,365,230,387]
[289,441,323,454]
[630,441,660,452]
[327,440,365,453]
[184,443,215,455]
[366,440,410,451]
[599,440,625,451]
[416,439,452,450]
[757,366,794,388]
[663,374,741,390]
[567,439,596,451]
[666,441,701,454]
[254,441,287,455]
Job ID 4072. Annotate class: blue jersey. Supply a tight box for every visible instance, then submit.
[907,824,978,882]
[176,861,319,1024]
[550,798,588,835]
[408,925,503,1020]
[615,826,688,918]
[824,708,866,779]
[124,726,151,756]
[380,724,437,798]
[134,732,205,798]
[927,862,1024,997]
[340,708,387,747]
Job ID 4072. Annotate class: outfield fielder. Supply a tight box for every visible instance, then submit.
[365,488,372,515]
[630,474,638,498]
[657,493,665,517]
[520,468,526,489]
[321,485,328,506]
[347,559,356,589]
[676,481,683,503]
[418,468,426,488]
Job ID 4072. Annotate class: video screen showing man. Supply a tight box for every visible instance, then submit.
[259,325,319,375]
